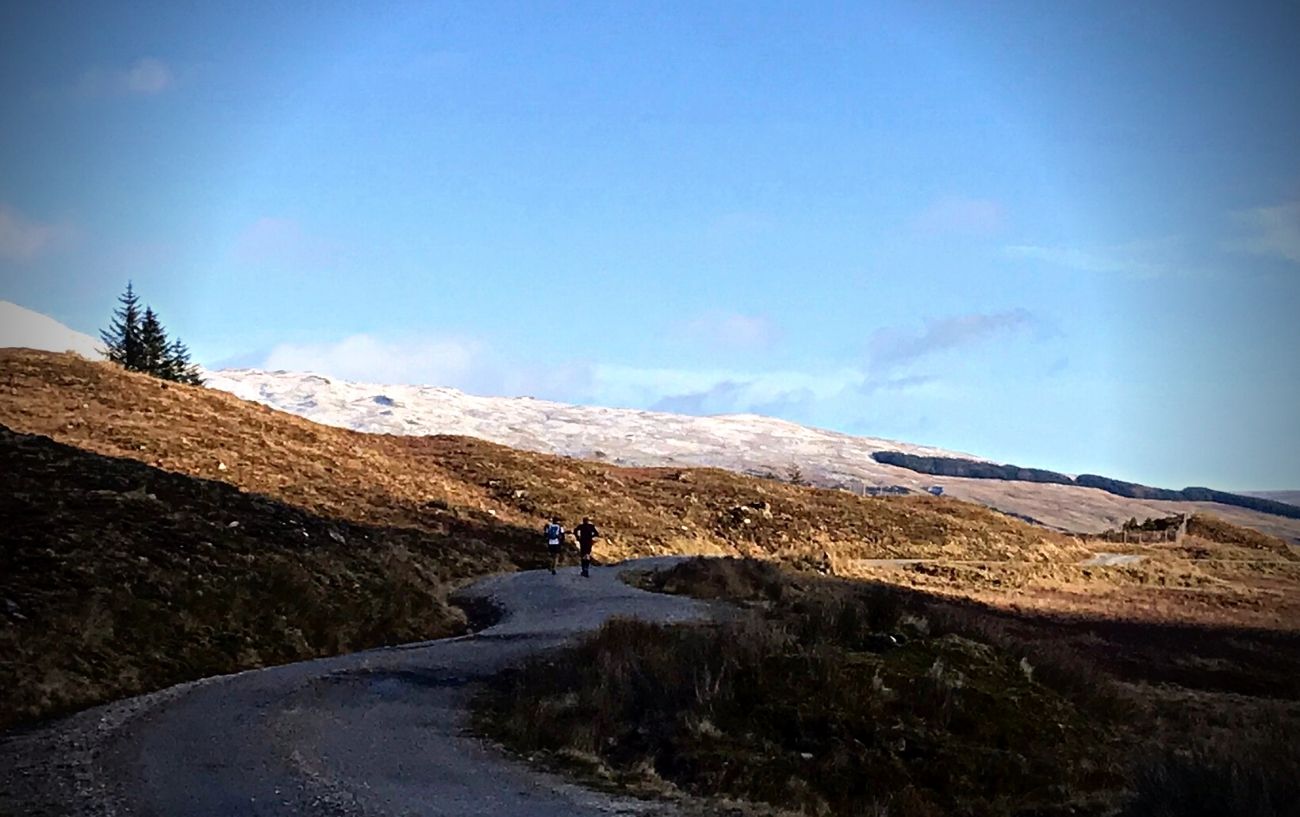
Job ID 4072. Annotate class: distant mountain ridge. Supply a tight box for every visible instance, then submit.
[2,302,1296,541]
[201,367,981,485]
[872,452,1300,521]
[203,367,1300,543]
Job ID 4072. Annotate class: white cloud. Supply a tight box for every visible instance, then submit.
[912,196,1006,236]
[860,374,939,395]
[1231,201,1300,265]
[868,309,1035,370]
[79,58,175,97]
[587,363,875,423]
[262,335,482,386]
[680,312,778,351]
[650,380,756,416]
[244,320,1002,421]
[238,310,1029,428]
[0,204,67,261]
[1003,242,1169,277]
[253,334,594,402]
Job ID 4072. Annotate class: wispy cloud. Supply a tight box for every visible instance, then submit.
[593,362,862,416]
[0,203,69,261]
[911,196,1006,236]
[232,309,1032,427]
[650,380,753,415]
[868,309,1035,370]
[1230,201,1300,265]
[262,335,482,386]
[651,382,821,419]
[79,58,175,97]
[1003,241,1170,277]
[240,333,594,401]
[234,217,344,268]
[680,312,778,351]
[860,374,938,395]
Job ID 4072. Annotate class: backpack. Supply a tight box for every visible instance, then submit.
[545,523,563,543]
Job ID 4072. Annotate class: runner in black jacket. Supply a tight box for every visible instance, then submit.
[573,517,599,578]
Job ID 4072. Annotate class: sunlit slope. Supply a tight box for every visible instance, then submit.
[1,349,1081,563]
[205,363,1300,543]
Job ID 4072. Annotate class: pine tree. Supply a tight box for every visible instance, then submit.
[139,307,171,376]
[786,463,807,486]
[164,337,204,385]
[100,282,145,371]
[101,282,204,385]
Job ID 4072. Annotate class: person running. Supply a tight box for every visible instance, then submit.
[543,517,565,575]
[574,517,599,578]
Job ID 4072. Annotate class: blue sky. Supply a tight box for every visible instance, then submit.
[2,1,1298,490]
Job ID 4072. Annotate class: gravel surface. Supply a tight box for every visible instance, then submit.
[0,557,714,817]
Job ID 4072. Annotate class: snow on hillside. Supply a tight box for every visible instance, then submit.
[203,367,979,490]
[0,301,102,359]
[202,368,1300,543]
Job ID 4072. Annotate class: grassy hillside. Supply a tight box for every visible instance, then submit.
[0,426,513,729]
[0,350,1084,565]
[480,558,1300,817]
[0,350,1086,728]
[4,350,1293,735]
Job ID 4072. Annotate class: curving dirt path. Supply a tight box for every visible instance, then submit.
[0,557,715,817]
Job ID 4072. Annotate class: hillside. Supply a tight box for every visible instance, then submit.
[0,425,506,729]
[204,365,1300,544]
[203,366,979,478]
[0,301,103,360]
[1,350,1091,728]
[0,350,1077,563]
[4,350,1296,730]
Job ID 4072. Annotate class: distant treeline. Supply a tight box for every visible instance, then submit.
[871,453,1076,485]
[871,451,1300,521]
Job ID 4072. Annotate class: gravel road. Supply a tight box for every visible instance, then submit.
[0,557,714,817]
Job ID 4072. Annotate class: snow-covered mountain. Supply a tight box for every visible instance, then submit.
[0,301,102,360]
[5,302,1295,540]
[204,367,1300,543]
[203,367,979,490]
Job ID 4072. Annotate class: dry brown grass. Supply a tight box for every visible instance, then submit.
[480,558,1136,817]
[5,348,1296,755]
[559,558,1299,816]
[0,349,1085,566]
[839,525,1300,631]
[0,426,515,730]
[1,349,1098,730]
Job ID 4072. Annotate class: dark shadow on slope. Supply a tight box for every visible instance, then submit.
[0,424,544,731]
